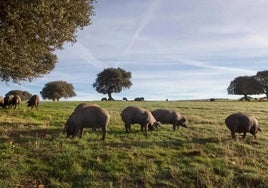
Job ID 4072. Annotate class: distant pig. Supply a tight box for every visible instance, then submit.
[152,109,187,131]
[120,106,158,134]
[3,94,14,108]
[225,112,261,139]
[65,103,110,140]
[27,95,40,110]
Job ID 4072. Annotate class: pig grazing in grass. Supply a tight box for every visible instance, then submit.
[225,112,261,139]
[27,95,40,110]
[3,94,14,108]
[65,103,110,140]
[4,95,21,109]
[11,95,21,109]
[120,106,158,134]
[152,109,188,131]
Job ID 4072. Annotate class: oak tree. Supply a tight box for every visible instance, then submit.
[40,81,76,101]
[5,90,32,101]
[0,0,95,82]
[93,67,132,100]
[227,76,263,100]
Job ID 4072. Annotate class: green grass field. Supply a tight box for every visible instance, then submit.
[0,100,267,187]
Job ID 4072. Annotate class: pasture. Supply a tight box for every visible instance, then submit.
[0,100,268,187]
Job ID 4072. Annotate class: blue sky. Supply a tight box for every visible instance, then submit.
[1,0,268,101]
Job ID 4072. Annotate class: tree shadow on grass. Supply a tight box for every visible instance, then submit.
[191,137,224,144]
[190,136,255,147]
[0,121,63,144]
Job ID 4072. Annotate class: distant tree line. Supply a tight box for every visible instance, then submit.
[2,81,76,102]
[2,67,132,102]
[227,70,268,100]
[5,68,268,102]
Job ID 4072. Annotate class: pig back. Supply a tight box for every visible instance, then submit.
[75,105,110,129]
[152,109,177,124]
[121,106,150,125]
[74,103,98,112]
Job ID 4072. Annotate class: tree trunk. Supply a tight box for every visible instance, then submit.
[244,94,250,101]
[108,92,114,101]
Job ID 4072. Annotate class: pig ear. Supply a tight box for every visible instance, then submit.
[258,128,261,132]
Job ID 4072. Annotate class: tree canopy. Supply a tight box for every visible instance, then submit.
[0,0,95,82]
[256,70,268,98]
[40,81,76,101]
[93,67,132,100]
[5,90,32,101]
[227,76,263,100]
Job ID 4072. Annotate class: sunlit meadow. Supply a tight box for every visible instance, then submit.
[0,100,267,187]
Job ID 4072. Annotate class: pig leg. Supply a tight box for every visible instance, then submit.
[101,128,107,140]
[173,124,176,131]
[140,124,144,131]
[143,123,148,136]
[79,128,84,138]
[231,132,236,139]
[125,123,131,133]
[66,130,71,138]
[242,132,247,139]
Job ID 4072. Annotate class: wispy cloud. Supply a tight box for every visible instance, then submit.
[179,59,256,75]
[57,42,107,70]
[124,0,162,55]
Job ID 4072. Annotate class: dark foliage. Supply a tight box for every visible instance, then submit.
[40,80,76,101]
[227,76,263,100]
[0,0,96,82]
[93,67,132,100]
[256,70,268,98]
[5,90,31,101]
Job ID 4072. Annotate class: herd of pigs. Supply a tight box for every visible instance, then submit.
[64,103,262,141]
[0,95,261,141]
[0,94,40,110]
